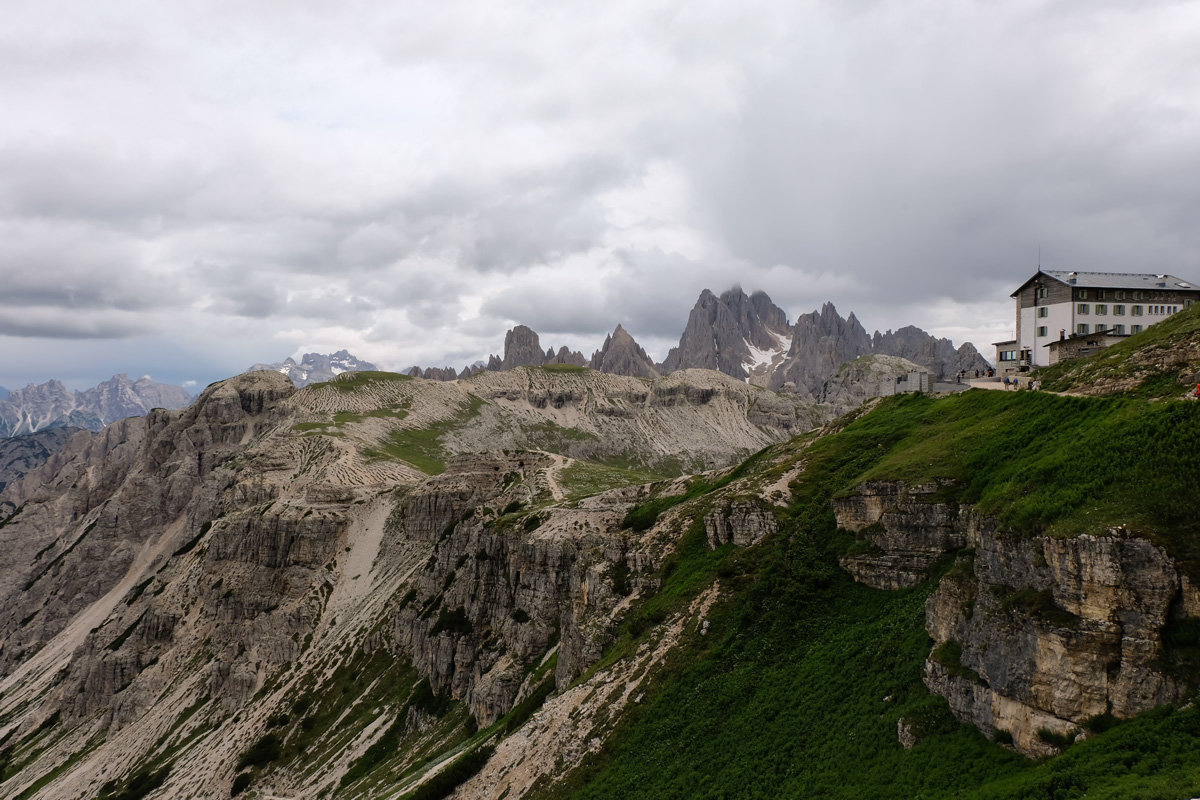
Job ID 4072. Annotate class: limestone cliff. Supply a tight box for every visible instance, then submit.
[836,480,1200,757]
[0,366,817,799]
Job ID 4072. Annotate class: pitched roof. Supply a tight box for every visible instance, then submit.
[1040,270,1197,290]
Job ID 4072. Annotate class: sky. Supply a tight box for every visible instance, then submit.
[3,1,1200,391]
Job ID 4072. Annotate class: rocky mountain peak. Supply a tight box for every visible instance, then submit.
[589,325,660,379]
[661,286,793,382]
[501,325,549,370]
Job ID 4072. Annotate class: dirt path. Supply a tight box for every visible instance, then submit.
[543,452,568,502]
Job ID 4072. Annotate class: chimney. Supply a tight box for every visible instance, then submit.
[1059,329,1066,341]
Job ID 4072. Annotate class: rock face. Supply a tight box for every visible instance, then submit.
[835,480,1200,757]
[660,288,793,383]
[0,362,823,799]
[0,427,83,493]
[246,349,378,387]
[0,374,193,437]
[872,327,992,380]
[770,303,873,396]
[589,325,660,379]
[816,355,928,414]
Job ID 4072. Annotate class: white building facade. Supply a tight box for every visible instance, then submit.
[995,270,1200,372]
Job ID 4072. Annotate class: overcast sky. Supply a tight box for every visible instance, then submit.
[3,1,1200,391]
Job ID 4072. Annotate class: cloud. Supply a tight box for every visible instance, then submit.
[3,1,1200,389]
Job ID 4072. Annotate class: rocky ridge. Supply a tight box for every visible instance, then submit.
[0,375,193,438]
[0,366,823,799]
[404,287,991,394]
[0,427,83,493]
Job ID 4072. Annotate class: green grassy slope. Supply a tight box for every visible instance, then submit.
[1036,302,1200,398]
[540,388,1200,800]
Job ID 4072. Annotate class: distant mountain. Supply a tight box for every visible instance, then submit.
[661,288,792,383]
[661,288,991,396]
[402,287,991,396]
[0,386,8,400]
[590,325,660,379]
[0,427,82,492]
[0,375,192,438]
[247,350,380,388]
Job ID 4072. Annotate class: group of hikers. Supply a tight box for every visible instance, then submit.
[1002,375,1041,390]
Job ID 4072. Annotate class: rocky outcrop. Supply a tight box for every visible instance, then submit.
[816,355,928,414]
[0,374,193,437]
[589,325,659,379]
[835,479,1200,757]
[0,426,83,493]
[873,327,991,380]
[835,480,969,590]
[703,499,778,548]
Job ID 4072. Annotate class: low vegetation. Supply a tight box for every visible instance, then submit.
[1035,302,1200,397]
[534,385,1200,799]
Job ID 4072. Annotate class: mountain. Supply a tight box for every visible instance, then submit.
[589,324,660,379]
[247,349,379,387]
[0,374,193,438]
[660,287,793,382]
[0,427,83,493]
[0,386,8,400]
[3,308,1200,798]
[405,287,988,396]
[480,326,588,373]
[660,289,992,396]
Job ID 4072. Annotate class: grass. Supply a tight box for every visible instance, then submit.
[319,371,413,392]
[536,364,590,374]
[363,396,485,475]
[829,391,1200,566]
[558,461,665,502]
[532,385,1200,800]
[1035,302,1200,397]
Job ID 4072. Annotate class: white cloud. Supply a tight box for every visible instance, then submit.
[2,0,1199,388]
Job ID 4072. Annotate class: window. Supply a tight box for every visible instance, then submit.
[1036,326,1047,337]
[1116,290,1126,300]
[1132,305,1143,316]
[1187,300,1194,308]
[1097,289,1107,300]
[1114,305,1125,315]
[1112,324,1125,335]
[1036,287,1048,299]
[1077,303,1089,314]
[1037,307,1048,318]
[1095,324,1108,333]
[1096,304,1108,315]
[999,350,1018,361]
[1076,323,1089,335]
[1076,289,1089,300]
[1133,291,1143,300]
[1132,325,1143,334]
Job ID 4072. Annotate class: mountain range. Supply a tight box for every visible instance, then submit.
[409,287,990,394]
[246,349,380,388]
[2,304,1200,798]
[2,288,986,440]
[0,374,192,438]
